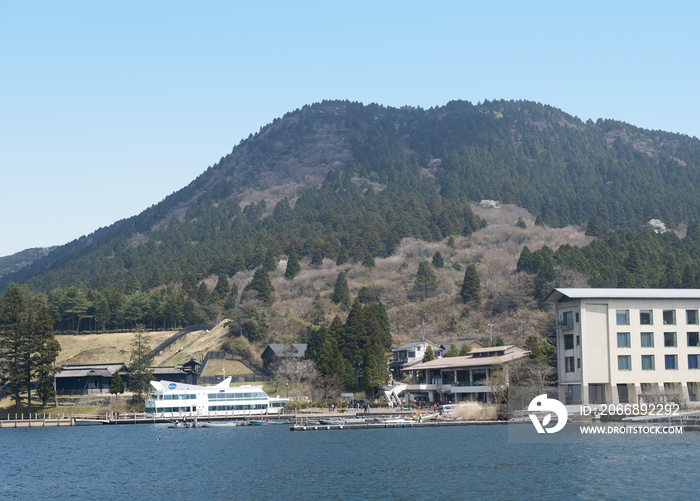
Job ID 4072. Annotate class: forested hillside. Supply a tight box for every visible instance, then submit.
[4,99,700,294]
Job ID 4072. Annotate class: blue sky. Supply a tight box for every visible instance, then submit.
[1,1,698,257]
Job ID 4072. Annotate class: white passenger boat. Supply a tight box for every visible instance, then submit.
[146,377,287,418]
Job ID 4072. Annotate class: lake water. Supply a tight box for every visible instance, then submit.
[1,423,698,500]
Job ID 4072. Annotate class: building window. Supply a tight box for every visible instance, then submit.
[641,355,655,371]
[576,335,580,346]
[688,310,699,325]
[577,358,581,369]
[564,334,574,350]
[640,310,653,325]
[565,357,575,373]
[641,332,654,348]
[689,354,700,370]
[689,382,700,402]
[665,354,678,370]
[617,332,631,348]
[664,332,677,347]
[663,310,676,325]
[688,332,700,347]
[618,355,631,371]
[616,310,630,325]
[561,311,574,327]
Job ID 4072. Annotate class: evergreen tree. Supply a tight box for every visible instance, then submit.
[585,214,604,238]
[242,268,275,305]
[661,254,681,288]
[128,330,153,399]
[410,261,439,301]
[682,264,696,288]
[422,345,435,363]
[535,215,544,226]
[263,249,277,272]
[0,284,30,408]
[33,305,61,406]
[624,246,646,287]
[361,254,375,268]
[445,343,460,357]
[331,271,350,306]
[335,247,349,266]
[432,251,444,269]
[214,274,230,300]
[284,250,301,280]
[367,302,392,349]
[460,264,481,304]
[458,343,472,356]
[110,370,125,394]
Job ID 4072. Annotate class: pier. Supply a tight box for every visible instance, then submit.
[0,414,75,428]
[290,419,507,431]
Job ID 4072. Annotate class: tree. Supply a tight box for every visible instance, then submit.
[331,271,350,306]
[33,305,61,406]
[432,251,444,269]
[263,249,277,272]
[422,345,435,363]
[460,264,480,304]
[242,268,275,305]
[362,254,376,268]
[213,274,230,302]
[445,343,460,357]
[128,330,153,399]
[274,358,319,399]
[409,261,439,301]
[110,370,125,394]
[284,250,301,280]
[0,284,30,408]
[458,343,472,356]
[585,214,604,238]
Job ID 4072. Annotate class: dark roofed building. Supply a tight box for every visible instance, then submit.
[261,344,307,372]
[56,363,128,395]
[149,358,202,385]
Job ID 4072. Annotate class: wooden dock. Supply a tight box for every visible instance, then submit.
[0,415,75,428]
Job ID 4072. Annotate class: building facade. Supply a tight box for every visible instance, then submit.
[398,345,529,404]
[545,288,700,406]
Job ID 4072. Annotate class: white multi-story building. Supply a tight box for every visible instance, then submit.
[545,288,700,406]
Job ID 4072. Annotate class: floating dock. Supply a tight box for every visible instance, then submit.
[290,420,506,431]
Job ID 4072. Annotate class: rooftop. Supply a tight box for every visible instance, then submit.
[545,288,700,303]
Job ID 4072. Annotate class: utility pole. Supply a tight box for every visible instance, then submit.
[488,324,494,345]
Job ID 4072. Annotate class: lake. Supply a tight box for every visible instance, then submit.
[0,423,697,500]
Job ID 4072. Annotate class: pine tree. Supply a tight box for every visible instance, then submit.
[331,271,350,306]
[0,284,29,407]
[33,305,60,406]
[284,250,301,280]
[682,264,696,288]
[422,345,435,363]
[362,254,375,268]
[214,274,230,300]
[458,343,472,356]
[661,254,681,288]
[460,264,481,304]
[445,343,460,357]
[242,268,275,305]
[410,261,439,301]
[110,370,125,394]
[432,251,444,269]
[336,247,349,266]
[128,330,153,399]
[263,249,277,272]
[585,214,604,238]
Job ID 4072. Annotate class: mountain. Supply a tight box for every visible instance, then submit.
[3,99,700,294]
[0,247,56,279]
